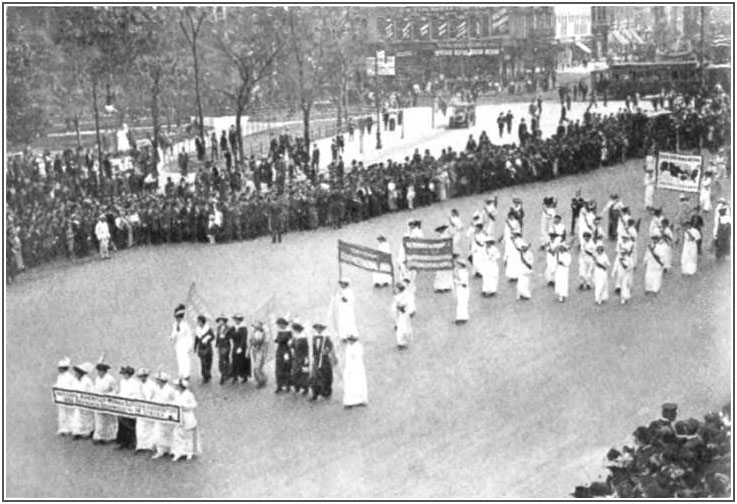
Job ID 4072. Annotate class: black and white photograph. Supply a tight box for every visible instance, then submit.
[3,3,734,499]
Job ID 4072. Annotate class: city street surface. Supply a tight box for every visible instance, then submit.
[5,100,732,498]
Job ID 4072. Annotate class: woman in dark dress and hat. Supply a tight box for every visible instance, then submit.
[289,320,310,395]
[231,313,250,384]
[274,317,292,393]
[309,322,335,401]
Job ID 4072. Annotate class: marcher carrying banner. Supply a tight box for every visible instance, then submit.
[185,282,213,327]
[656,152,702,193]
[338,240,394,282]
[403,237,454,271]
[52,387,182,424]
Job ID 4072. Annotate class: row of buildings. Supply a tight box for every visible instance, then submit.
[357,6,731,87]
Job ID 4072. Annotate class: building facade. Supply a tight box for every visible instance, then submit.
[553,6,592,68]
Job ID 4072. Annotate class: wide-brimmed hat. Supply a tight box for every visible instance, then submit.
[276,317,289,327]
[119,366,135,376]
[338,278,351,286]
[137,368,150,377]
[345,334,359,342]
[74,362,94,375]
[292,321,304,332]
[312,322,327,331]
[233,313,244,321]
[215,314,228,323]
[57,356,71,369]
[154,371,171,382]
[96,362,111,372]
[173,304,186,318]
[175,378,190,389]
[435,224,449,233]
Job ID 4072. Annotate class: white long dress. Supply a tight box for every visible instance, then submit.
[55,370,75,435]
[545,246,558,284]
[503,219,521,280]
[136,378,157,451]
[372,241,393,286]
[681,228,700,275]
[480,246,500,294]
[71,375,95,437]
[593,253,610,303]
[643,243,667,293]
[392,295,412,347]
[483,204,497,238]
[644,171,656,208]
[470,231,489,276]
[93,373,118,441]
[579,240,595,287]
[171,321,195,379]
[336,287,358,339]
[618,255,634,302]
[171,389,200,459]
[554,251,571,299]
[152,383,177,454]
[455,268,470,321]
[700,175,713,212]
[517,249,534,299]
[343,341,368,406]
[540,207,556,247]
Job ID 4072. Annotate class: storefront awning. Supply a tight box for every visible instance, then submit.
[610,30,630,46]
[574,40,591,54]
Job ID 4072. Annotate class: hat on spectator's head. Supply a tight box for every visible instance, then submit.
[718,197,727,204]
[174,304,186,318]
[512,197,522,204]
[98,214,106,220]
[662,403,678,422]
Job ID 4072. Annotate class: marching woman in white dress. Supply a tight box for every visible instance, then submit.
[171,379,201,462]
[469,223,489,278]
[578,231,595,290]
[433,225,454,292]
[700,169,714,213]
[449,209,463,255]
[372,235,392,287]
[612,235,634,294]
[681,222,700,276]
[554,243,571,302]
[516,241,534,300]
[617,250,635,304]
[483,197,498,239]
[170,304,194,380]
[336,279,358,340]
[55,357,75,436]
[593,244,610,305]
[544,242,558,287]
[392,283,412,349]
[643,236,667,295]
[92,361,118,444]
[539,197,557,249]
[480,238,500,297]
[644,166,656,211]
[402,277,417,317]
[660,219,675,272]
[152,372,177,459]
[342,335,368,408]
[503,214,522,281]
[135,368,157,453]
[454,261,470,323]
[71,362,95,439]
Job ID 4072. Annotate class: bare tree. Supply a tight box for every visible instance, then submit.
[179,7,208,144]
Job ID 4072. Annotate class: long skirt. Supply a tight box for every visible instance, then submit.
[232,352,251,380]
[395,312,412,346]
[594,267,609,302]
[644,184,655,209]
[175,346,192,379]
[545,253,557,283]
[136,418,156,451]
[681,240,698,275]
[72,407,94,437]
[116,417,137,448]
[579,256,593,286]
[434,270,454,291]
[455,286,470,321]
[644,264,663,293]
[715,223,731,259]
[505,252,520,280]
[93,412,118,441]
[662,244,673,270]
[171,426,201,459]
[612,260,623,289]
[517,271,532,299]
[153,421,175,453]
[57,406,74,435]
[310,364,333,398]
[554,266,569,298]
[290,360,310,392]
[620,269,634,301]
[275,346,292,388]
[343,348,368,407]
[482,263,499,294]
[251,348,268,387]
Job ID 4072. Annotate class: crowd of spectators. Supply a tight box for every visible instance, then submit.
[6,86,729,281]
[573,403,731,498]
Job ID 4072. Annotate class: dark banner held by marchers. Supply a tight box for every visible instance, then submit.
[338,240,394,275]
[403,237,454,271]
[52,387,182,424]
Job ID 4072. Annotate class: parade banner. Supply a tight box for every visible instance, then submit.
[403,238,453,271]
[656,152,702,193]
[186,282,213,327]
[338,240,394,277]
[52,388,182,424]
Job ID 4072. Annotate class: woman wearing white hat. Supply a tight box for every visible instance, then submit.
[342,335,368,408]
[92,361,119,444]
[135,369,157,453]
[71,362,95,439]
[54,357,74,436]
[170,304,194,380]
[152,372,177,459]
[171,379,200,462]
[336,279,358,341]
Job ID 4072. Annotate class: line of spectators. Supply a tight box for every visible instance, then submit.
[6,87,729,280]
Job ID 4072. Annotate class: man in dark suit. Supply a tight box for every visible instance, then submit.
[517,118,528,144]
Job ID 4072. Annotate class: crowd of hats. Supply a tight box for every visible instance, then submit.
[573,403,731,498]
[62,356,189,390]
[6,85,729,278]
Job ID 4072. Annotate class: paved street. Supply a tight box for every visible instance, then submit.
[5,109,731,496]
